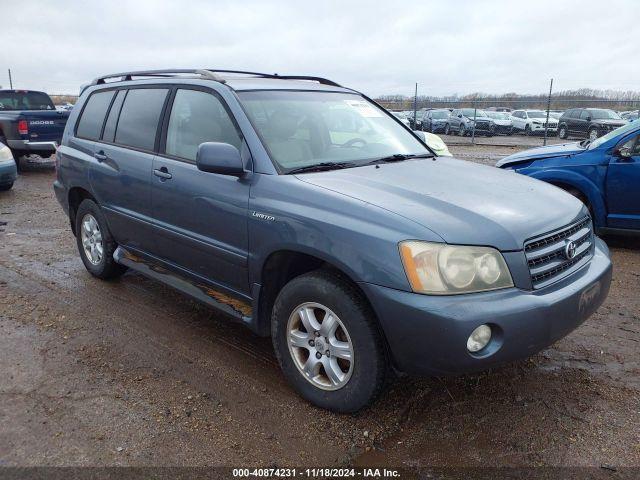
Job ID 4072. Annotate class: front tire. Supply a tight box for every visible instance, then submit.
[271,270,387,413]
[75,199,127,280]
[588,127,599,142]
[444,123,450,135]
[525,124,532,136]
[0,182,13,191]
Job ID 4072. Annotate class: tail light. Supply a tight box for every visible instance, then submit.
[18,120,28,135]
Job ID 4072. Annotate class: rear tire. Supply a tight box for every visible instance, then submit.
[75,199,127,280]
[271,270,387,413]
[558,125,568,139]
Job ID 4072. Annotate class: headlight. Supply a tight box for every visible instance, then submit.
[399,241,514,294]
[0,145,15,164]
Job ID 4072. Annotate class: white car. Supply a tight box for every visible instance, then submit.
[510,110,558,135]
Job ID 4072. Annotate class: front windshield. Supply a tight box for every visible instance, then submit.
[527,111,547,119]
[238,91,429,173]
[589,109,621,120]
[461,108,487,118]
[431,110,450,119]
[589,121,640,150]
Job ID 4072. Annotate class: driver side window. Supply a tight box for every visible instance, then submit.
[621,135,640,156]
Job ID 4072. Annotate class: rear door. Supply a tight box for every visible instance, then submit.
[89,87,169,253]
[606,132,640,230]
[150,87,250,295]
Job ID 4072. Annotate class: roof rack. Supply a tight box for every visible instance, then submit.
[89,69,343,88]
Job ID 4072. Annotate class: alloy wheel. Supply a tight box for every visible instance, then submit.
[80,213,104,265]
[287,302,354,391]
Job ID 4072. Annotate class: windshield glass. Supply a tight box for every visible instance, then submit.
[238,91,429,173]
[461,109,487,117]
[485,112,509,119]
[0,91,55,111]
[589,121,640,150]
[431,110,450,119]
[527,111,547,119]
[589,109,621,120]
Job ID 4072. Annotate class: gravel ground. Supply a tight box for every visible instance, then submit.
[0,151,638,472]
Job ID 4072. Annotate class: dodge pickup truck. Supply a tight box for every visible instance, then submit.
[0,90,70,167]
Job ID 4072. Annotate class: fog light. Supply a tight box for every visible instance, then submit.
[467,324,492,352]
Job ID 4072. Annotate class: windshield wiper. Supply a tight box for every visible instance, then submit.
[287,162,357,174]
[363,153,434,166]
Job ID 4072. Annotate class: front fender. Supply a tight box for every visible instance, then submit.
[528,168,606,227]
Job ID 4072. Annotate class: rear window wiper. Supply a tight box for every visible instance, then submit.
[287,162,357,174]
[363,153,434,166]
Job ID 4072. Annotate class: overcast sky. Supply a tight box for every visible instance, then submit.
[2,0,637,97]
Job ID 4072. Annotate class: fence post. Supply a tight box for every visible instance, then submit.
[413,83,418,130]
[543,78,553,146]
[471,99,477,144]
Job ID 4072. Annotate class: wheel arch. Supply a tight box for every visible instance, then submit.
[253,249,386,345]
[67,187,98,236]
[530,169,606,226]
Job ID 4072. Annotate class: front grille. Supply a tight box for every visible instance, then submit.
[524,217,594,289]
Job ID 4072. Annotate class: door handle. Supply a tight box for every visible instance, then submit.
[153,167,172,180]
[94,151,107,162]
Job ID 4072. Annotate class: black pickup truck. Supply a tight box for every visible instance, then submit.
[0,90,70,166]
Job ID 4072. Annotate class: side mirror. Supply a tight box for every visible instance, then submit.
[457,114,463,118]
[617,146,633,159]
[586,116,592,122]
[196,142,244,176]
[413,131,426,141]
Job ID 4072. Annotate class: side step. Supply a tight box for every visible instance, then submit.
[114,246,253,324]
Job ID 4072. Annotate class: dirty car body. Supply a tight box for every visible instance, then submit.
[53,69,612,412]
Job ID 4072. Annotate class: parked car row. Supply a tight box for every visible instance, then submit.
[393,107,638,140]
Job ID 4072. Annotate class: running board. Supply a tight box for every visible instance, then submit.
[113,246,253,324]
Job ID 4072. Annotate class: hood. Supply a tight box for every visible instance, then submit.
[496,142,583,167]
[296,157,584,251]
[492,119,512,126]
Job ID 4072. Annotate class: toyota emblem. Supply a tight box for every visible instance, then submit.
[564,240,577,260]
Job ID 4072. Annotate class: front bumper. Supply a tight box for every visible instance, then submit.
[0,161,18,186]
[530,124,558,132]
[7,139,58,155]
[360,237,612,376]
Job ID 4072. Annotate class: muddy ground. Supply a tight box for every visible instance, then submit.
[0,149,638,472]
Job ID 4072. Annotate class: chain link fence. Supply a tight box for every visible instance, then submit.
[376,86,640,147]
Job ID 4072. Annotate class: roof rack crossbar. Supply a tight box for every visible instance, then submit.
[89,69,342,89]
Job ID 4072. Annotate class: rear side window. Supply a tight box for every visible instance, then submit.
[102,90,127,143]
[115,88,168,151]
[165,89,242,161]
[76,91,115,140]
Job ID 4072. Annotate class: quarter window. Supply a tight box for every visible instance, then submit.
[76,90,115,140]
[165,89,242,161]
[115,88,168,151]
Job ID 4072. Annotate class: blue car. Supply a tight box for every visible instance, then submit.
[497,121,640,235]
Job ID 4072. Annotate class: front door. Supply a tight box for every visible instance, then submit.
[606,132,640,230]
[150,87,251,295]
